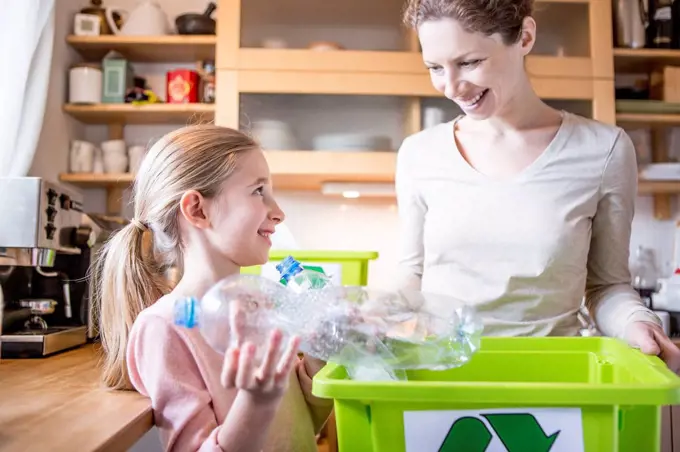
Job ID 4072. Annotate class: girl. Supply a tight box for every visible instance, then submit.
[90,125,333,451]
[397,0,680,371]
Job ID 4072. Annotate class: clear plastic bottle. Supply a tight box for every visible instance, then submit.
[275,256,331,292]
[173,272,484,381]
[173,274,297,362]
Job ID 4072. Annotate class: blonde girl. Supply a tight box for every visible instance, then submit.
[90,125,332,452]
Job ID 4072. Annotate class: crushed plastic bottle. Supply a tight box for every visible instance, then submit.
[275,255,332,292]
[174,272,484,381]
[173,274,298,360]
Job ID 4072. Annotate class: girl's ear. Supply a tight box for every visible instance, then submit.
[179,190,211,229]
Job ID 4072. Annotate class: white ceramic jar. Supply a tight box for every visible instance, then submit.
[69,63,102,104]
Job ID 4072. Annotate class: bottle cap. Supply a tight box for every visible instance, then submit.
[275,255,303,282]
[174,296,199,328]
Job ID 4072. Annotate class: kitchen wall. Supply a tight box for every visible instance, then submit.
[30,0,679,295]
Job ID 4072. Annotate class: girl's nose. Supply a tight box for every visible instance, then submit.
[269,201,285,224]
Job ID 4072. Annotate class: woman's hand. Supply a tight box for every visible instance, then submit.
[624,321,680,374]
[221,329,301,403]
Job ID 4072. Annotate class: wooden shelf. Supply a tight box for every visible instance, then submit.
[265,150,396,190]
[236,49,424,74]
[66,35,216,62]
[61,170,679,207]
[616,113,680,126]
[59,172,134,187]
[63,103,215,125]
[235,49,593,79]
[613,48,680,72]
[638,180,680,195]
[59,151,397,193]
[235,70,596,99]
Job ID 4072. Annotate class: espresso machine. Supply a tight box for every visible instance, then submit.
[0,177,96,358]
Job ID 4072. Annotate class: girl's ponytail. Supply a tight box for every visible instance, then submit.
[90,221,170,390]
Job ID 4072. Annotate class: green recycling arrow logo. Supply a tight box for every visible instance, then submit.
[438,413,560,452]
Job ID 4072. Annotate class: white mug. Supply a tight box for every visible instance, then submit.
[103,152,128,173]
[70,140,96,172]
[101,139,126,156]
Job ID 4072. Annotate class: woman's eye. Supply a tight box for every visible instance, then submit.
[459,59,482,68]
[427,66,444,75]
[253,186,264,196]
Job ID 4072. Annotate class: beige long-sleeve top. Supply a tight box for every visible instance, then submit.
[395,111,661,339]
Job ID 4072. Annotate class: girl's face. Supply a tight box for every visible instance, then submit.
[418,17,535,120]
[206,149,285,267]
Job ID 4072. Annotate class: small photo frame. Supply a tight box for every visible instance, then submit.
[73,13,101,36]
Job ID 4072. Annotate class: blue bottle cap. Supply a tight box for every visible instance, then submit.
[174,296,199,328]
[275,255,303,282]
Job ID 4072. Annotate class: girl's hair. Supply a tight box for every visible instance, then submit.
[89,124,259,390]
[403,0,534,45]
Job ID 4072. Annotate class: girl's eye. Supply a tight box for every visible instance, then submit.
[253,186,264,196]
[427,66,444,75]
[459,59,482,68]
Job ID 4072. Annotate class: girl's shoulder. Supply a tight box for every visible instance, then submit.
[127,293,209,359]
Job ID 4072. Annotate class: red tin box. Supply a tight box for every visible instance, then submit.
[166,69,200,103]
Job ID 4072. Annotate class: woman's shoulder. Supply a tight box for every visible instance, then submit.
[397,118,457,161]
[562,111,631,152]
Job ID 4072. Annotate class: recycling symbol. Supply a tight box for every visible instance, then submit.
[438,413,560,452]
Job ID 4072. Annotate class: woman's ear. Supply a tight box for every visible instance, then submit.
[179,190,211,229]
[518,16,537,56]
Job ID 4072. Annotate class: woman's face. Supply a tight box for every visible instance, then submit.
[418,17,535,120]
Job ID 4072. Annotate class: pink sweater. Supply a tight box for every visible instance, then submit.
[126,294,331,452]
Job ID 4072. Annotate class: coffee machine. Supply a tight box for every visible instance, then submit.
[0,177,96,358]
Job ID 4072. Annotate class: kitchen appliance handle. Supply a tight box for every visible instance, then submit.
[62,279,72,319]
[640,0,649,26]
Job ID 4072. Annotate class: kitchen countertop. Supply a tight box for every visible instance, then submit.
[0,344,153,452]
[1,337,678,452]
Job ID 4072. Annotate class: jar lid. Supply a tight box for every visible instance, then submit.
[71,62,102,70]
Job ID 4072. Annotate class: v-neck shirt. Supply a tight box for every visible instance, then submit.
[395,111,661,338]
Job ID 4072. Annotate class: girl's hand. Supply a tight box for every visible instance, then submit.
[221,329,302,403]
[625,321,680,374]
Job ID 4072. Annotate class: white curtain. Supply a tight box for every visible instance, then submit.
[0,1,55,177]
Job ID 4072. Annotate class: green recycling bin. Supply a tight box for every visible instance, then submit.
[312,336,680,452]
[241,250,379,286]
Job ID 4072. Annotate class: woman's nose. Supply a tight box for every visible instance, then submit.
[444,75,459,100]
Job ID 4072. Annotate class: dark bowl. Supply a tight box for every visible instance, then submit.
[175,15,216,35]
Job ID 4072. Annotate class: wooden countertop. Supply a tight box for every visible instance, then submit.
[0,344,153,452]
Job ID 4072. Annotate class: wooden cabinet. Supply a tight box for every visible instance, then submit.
[59,0,624,212]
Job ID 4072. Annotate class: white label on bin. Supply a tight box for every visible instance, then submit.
[260,261,343,285]
[403,407,584,452]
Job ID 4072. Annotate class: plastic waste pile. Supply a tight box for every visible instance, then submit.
[174,256,483,381]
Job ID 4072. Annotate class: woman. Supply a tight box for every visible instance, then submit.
[396,0,680,371]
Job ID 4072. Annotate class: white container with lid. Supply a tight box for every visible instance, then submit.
[69,63,102,104]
